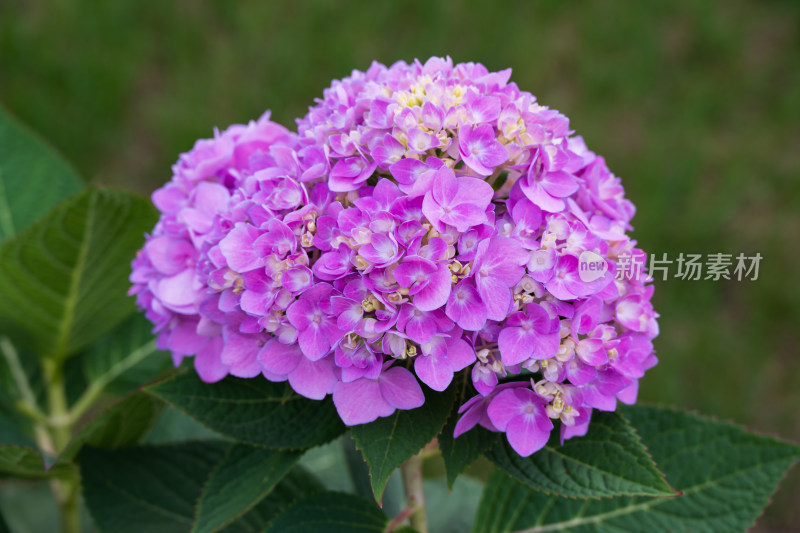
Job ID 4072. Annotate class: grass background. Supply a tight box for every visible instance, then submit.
[1,0,799,530]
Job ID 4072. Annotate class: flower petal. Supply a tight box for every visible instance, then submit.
[414,352,454,391]
[333,379,394,425]
[379,366,425,410]
[506,412,552,457]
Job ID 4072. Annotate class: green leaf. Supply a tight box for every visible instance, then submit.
[0,481,61,533]
[218,465,323,532]
[146,372,345,449]
[350,384,455,503]
[80,441,230,533]
[342,434,377,502]
[485,410,674,498]
[438,376,496,489]
[440,422,495,490]
[78,313,170,396]
[59,392,165,464]
[472,405,800,533]
[0,383,68,479]
[0,409,33,448]
[0,187,157,360]
[144,405,220,444]
[263,492,390,533]
[0,106,82,243]
[65,313,170,415]
[0,445,75,479]
[80,441,322,533]
[0,338,41,447]
[193,444,302,533]
[0,394,72,479]
[0,386,159,480]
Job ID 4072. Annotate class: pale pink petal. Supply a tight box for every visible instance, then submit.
[445,337,477,372]
[412,264,452,311]
[445,282,487,331]
[498,327,532,366]
[617,380,639,405]
[540,171,578,198]
[379,366,425,410]
[414,353,454,391]
[220,333,262,378]
[530,331,560,360]
[194,337,228,383]
[506,413,552,457]
[258,339,301,377]
[286,299,313,331]
[454,404,485,438]
[486,389,524,431]
[219,224,263,272]
[333,379,394,425]
[432,166,459,206]
[153,269,196,310]
[476,276,512,321]
[288,355,337,400]
[298,324,332,361]
[561,408,592,444]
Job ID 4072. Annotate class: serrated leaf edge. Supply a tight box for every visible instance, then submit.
[485,413,677,501]
[145,371,345,451]
[190,444,302,533]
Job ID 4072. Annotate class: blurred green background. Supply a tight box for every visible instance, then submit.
[1,0,798,530]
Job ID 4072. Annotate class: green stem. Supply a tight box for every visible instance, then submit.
[42,358,80,533]
[0,337,37,407]
[400,453,428,533]
[0,336,54,453]
[67,338,157,425]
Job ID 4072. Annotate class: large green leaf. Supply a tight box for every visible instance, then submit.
[146,372,345,449]
[0,187,157,360]
[193,444,302,533]
[472,405,800,533]
[65,313,170,408]
[80,441,321,533]
[350,384,455,503]
[0,481,61,533]
[0,106,82,243]
[485,410,674,498]
[219,466,323,532]
[144,405,220,444]
[438,377,496,489]
[263,492,391,533]
[58,392,164,464]
[79,313,170,395]
[440,421,495,490]
[80,441,230,533]
[0,409,33,449]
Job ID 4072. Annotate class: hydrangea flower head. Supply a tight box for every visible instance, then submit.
[131,57,659,457]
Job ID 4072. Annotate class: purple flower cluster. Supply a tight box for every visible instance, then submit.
[130,57,658,457]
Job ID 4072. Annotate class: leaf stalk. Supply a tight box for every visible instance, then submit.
[400,452,428,533]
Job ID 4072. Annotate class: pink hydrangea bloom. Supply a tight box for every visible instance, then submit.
[131,57,659,457]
